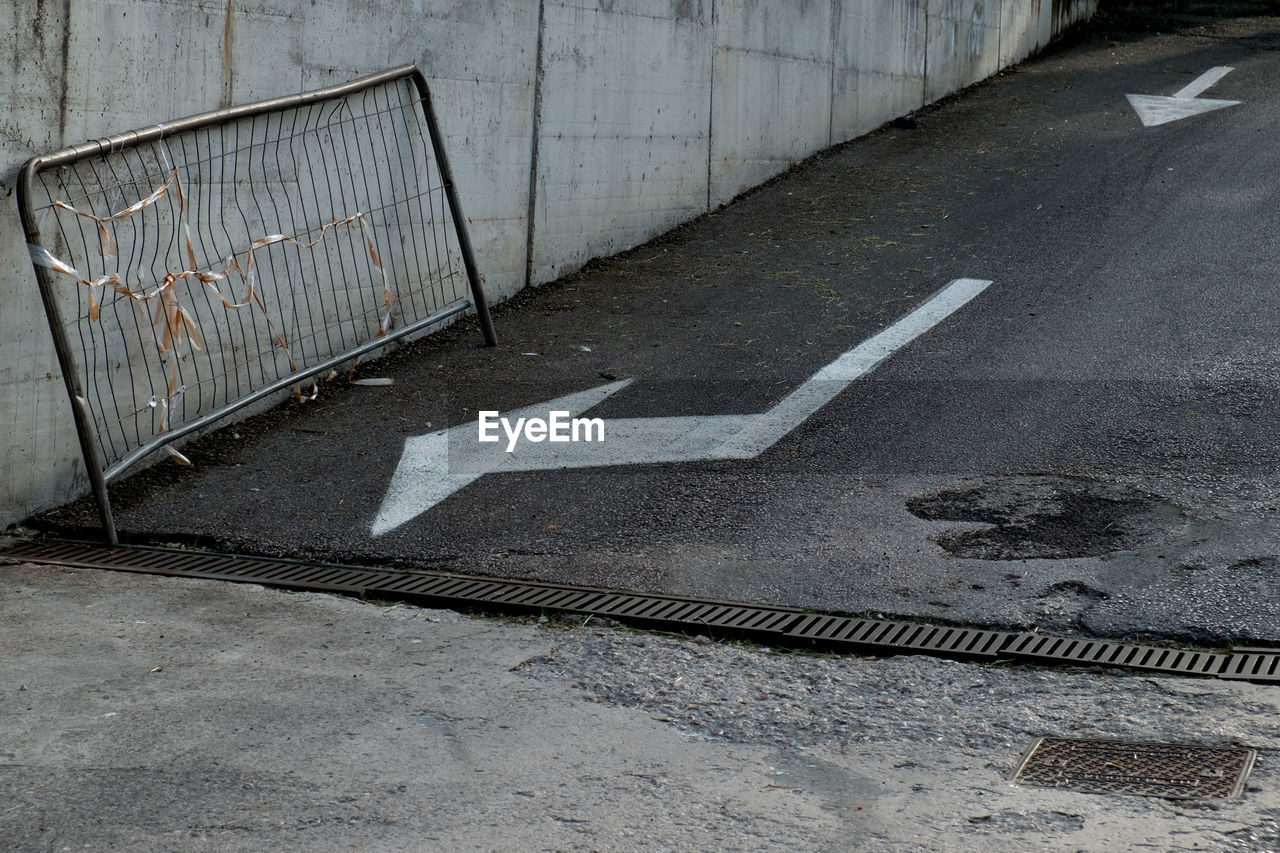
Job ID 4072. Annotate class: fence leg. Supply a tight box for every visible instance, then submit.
[413,70,498,347]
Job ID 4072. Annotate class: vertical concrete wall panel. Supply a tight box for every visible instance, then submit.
[301,0,538,303]
[61,0,231,142]
[709,0,833,205]
[1,0,84,522]
[832,0,927,140]
[531,0,711,283]
[925,0,1002,104]
[1055,0,1097,30]
[1000,0,1052,67]
[220,2,306,104]
[395,1,539,304]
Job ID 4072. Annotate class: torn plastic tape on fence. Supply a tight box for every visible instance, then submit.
[34,166,400,462]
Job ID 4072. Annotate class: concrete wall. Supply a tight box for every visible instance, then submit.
[0,0,1094,526]
[530,0,712,283]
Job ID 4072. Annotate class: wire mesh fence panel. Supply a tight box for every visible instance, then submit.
[19,67,495,543]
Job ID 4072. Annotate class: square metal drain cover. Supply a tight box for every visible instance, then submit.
[1011,737,1257,799]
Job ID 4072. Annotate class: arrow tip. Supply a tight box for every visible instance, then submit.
[370,431,479,536]
[1126,93,1240,127]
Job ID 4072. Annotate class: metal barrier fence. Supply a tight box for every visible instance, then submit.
[18,66,496,544]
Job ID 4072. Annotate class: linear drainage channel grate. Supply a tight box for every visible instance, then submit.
[0,540,804,643]
[6,539,1280,683]
[1011,737,1257,800]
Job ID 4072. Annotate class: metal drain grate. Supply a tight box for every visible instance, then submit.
[5,539,1280,683]
[0,540,805,642]
[1011,737,1257,799]
[1001,632,1225,677]
[783,613,1016,661]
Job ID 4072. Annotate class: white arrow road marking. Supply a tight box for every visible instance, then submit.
[371,277,993,536]
[1171,66,1235,99]
[1126,66,1241,127]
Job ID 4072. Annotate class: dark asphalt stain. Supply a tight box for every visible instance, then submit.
[906,480,1158,560]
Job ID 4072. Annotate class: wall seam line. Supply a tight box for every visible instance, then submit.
[221,0,235,109]
[523,0,548,289]
[828,0,839,147]
[56,0,72,146]
[996,0,1003,68]
[705,0,716,212]
[922,1,930,106]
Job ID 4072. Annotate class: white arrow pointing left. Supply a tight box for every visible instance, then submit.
[1126,66,1241,127]
[372,277,993,535]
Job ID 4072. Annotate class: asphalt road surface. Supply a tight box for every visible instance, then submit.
[34,7,1280,646]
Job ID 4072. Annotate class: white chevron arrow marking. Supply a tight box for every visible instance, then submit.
[371,277,993,535]
[1126,66,1241,127]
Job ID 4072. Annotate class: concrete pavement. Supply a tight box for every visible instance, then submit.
[2,557,1278,851]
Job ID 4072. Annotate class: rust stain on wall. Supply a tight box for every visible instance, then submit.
[57,0,71,146]
[222,0,235,108]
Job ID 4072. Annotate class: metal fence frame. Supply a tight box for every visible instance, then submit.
[18,65,496,545]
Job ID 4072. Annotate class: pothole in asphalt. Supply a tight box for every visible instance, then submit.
[906,478,1159,560]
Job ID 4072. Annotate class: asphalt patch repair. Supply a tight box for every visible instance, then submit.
[906,478,1163,560]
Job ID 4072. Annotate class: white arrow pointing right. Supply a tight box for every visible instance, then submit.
[1126,66,1241,127]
